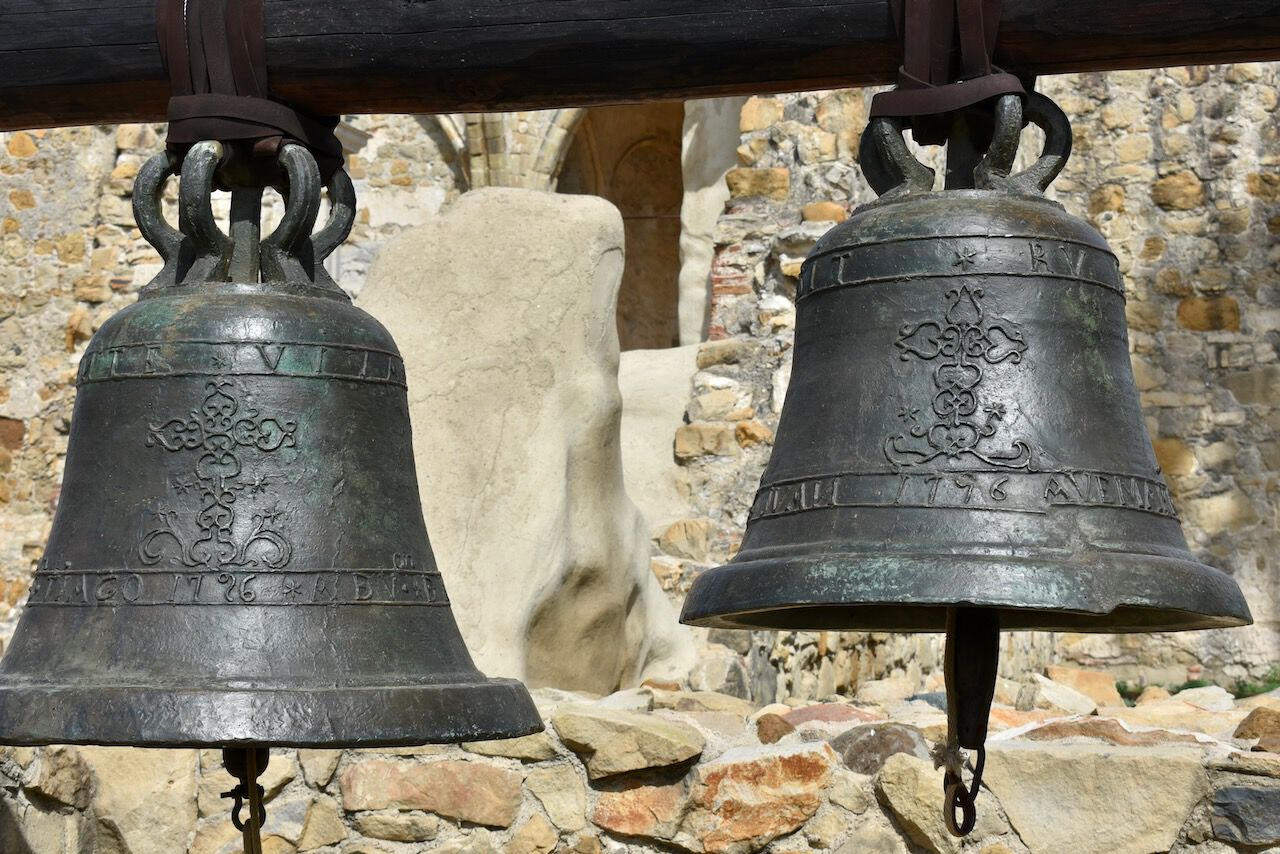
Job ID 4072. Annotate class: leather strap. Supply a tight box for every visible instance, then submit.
[870,0,1024,144]
[156,0,342,185]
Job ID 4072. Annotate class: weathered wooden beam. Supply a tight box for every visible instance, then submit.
[2,1,1280,131]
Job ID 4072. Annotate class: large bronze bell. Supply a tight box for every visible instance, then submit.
[683,93,1250,634]
[0,142,541,749]
[682,93,1251,834]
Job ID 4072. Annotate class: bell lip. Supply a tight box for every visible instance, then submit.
[680,551,1253,633]
[0,678,542,748]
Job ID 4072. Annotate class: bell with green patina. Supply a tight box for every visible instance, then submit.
[0,142,541,748]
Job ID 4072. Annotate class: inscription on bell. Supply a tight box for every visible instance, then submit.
[78,340,406,387]
[798,234,1123,300]
[26,569,450,607]
[750,469,1178,521]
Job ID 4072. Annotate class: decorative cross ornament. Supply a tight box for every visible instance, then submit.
[140,379,296,569]
[885,283,1032,470]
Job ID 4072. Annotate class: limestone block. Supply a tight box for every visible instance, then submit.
[592,781,687,839]
[830,723,932,776]
[298,796,347,849]
[353,811,439,842]
[461,732,558,762]
[1173,685,1236,711]
[298,749,342,788]
[551,703,704,778]
[618,344,699,532]
[877,753,1007,854]
[1026,673,1098,716]
[1044,665,1125,707]
[983,742,1209,854]
[834,823,908,854]
[526,765,587,832]
[339,758,522,827]
[674,742,835,854]
[509,814,559,854]
[25,746,92,809]
[361,187,692,694]
[79,747,198,854]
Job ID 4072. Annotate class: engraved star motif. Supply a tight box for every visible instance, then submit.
[240,474,270,495]
[281,577,304,599]
[209,353,233,370]
[952,245,979,270]
[172,475,195,495]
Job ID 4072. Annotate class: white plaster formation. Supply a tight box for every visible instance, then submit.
[678,98,748,344]
[361,188,693,694]
[618,344,699,534]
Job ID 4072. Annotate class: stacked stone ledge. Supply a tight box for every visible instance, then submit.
[1,672,1278,852]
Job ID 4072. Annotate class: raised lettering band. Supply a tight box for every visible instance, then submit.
[749,469,1178,522]
[798,235,1122,300]
[78,340,407,387]
[25,568,449,607]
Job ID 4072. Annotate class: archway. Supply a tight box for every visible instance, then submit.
[558,102,686,351]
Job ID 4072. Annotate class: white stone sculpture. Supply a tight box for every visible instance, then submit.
[361,188,693,694]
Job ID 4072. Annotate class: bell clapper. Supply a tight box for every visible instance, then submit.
[222,747,270,854]
[942,607,1000,836]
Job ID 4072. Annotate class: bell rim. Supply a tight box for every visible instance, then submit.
[0,678,542,748]
[680,550,1253,633]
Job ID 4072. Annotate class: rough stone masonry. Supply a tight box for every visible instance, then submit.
[2,674,1280,853]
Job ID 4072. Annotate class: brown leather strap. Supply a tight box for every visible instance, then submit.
[156,0,342,185]
[871,0,1024,144]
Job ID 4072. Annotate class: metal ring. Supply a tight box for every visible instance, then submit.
[944,778,978,836]
[177,141,230,258]
[976,91,1072,193]
[132,153,183,262]
[859,115,936,198]
[312,167,357,262]
[973,94,1025,187]
[262,144,323,260]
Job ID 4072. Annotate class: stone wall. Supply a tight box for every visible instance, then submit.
[2,678,1279,853]
[659,66,1280,697]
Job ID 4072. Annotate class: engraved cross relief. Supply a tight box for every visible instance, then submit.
[885,282,1032,470]
[140,379,296,569]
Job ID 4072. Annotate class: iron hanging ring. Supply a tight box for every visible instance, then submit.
[177,141,232,260]
[259,143,354,289]
[262,143,323,262]
[860,115,936,198]
[975,91,1072,194]
[942,744,986,837]
[944,776,978,836]
[221,783,267,832]
[311,165,357,264]
[132,153,183,264]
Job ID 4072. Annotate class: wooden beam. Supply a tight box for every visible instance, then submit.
[3,1,1280,131]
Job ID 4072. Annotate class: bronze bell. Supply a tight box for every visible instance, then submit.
[0,142,541,749]
[681,93,1251,833]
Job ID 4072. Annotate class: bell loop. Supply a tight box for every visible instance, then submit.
[942,745,984,837]
[134,140,355,294]
[221,748,269,854]
[860,90,1072,199]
